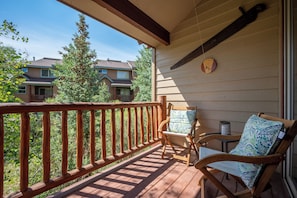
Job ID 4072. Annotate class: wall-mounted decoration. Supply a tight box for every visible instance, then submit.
[201,58,217,74]
[170,3,266,70]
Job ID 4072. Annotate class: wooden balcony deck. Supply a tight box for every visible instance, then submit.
[51,145,290,198]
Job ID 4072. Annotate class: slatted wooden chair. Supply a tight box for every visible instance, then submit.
[194,113,297,198]
[158,103,200,166]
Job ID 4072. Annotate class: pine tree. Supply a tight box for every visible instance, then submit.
[131,46,152,101]
[52,14,110,102]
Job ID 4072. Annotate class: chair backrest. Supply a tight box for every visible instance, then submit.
[254,113,297,194]
[166,103,198,135]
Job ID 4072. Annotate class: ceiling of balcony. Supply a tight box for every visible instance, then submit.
[58,0,201,47]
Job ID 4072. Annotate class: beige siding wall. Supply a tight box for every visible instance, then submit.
[156,0,282,134]
[28,67,41,78]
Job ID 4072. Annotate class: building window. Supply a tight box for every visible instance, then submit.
[117,71,129,79]
[41,69,54,77]
[35,87,53,96]
[21,68,28,73]
[99,69,107,74]
[17,85,26,94]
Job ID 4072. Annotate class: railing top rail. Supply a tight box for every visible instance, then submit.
[0,101,162,114]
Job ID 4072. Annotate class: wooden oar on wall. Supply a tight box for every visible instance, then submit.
[170,3,267,70]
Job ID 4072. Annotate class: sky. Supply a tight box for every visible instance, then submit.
[0,0,142,62]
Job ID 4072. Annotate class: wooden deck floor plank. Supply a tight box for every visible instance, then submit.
[138,161,188,197]
[53,145,290,198]
[178,170,203,198]
[134,162,179,197]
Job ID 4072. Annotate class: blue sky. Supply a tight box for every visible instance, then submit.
[0,0,142,61]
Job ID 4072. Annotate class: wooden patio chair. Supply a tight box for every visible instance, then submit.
[194,113,297,198]
[158,103,200,166]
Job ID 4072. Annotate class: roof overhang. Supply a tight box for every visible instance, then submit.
[111,83,132,87]
[58,0,201,47]
[23,81,53,86]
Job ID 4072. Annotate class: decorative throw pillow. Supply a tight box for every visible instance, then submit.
[168,109,196,134]
[229,114,283,189]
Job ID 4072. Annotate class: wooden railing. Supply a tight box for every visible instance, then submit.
[0,96,167,197]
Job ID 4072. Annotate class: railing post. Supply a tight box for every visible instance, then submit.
[20,113,30,193]
[62,111,68,176]
[76,110,83,169]
[43,111,51,183]
[158,96,167,138]
[0,114,4,197]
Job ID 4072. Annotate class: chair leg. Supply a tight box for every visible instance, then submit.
[161,144,166,159]
[200,176,206,198]
[200,167,236,198]
[161,134,177,158]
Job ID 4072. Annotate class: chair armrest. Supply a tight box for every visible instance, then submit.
[157,117,170,132]
[198,134,241,145]
[194,153,284,169]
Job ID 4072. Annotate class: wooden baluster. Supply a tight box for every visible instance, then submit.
[157,96,167,138]
[134,107,138,147]
[158,96,167,138]
[90,110,95,165]
[140,107,144,145]
[43,111,51,183]
[146,106,151,143]
[120,108,124,154]
[111,108,116,157]
[127,108,132,151]
[0,114,4,197]
[76,110,83,169]
[61,111,68,175]
[153,105,158,140]
[20,113,30,193]
[151,106,155,140]
[101,109,106,160]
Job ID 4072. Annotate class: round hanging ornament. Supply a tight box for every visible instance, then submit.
[201,58,217,74]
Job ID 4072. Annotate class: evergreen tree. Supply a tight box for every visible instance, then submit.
[131,46,152,101]
[52,14,110,102]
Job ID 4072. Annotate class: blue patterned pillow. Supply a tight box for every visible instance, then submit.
[229,114,283,189]
[168,109,196,134]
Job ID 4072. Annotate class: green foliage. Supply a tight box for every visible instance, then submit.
[0,21,29,103]
[0,20,28,42]
[51,14,110,103]
[131,46,152,101]
[3,114,20,162]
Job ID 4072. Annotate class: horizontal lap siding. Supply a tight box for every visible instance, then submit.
[156,0,281,133]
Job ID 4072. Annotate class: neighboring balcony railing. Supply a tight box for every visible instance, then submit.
[0,96,167,197]
[30,94,53,102]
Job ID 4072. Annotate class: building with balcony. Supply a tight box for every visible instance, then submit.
[15,58,136,102]
[96,59,136,102]
[15,57,60,102]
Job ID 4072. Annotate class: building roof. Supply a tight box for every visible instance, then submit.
[23,74,55,86]
[27,57,62,68]
[95,59,135,71]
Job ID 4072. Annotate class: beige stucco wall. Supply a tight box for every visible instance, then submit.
[155,0,282,135]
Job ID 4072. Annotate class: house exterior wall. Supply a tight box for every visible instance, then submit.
[155,0,282,136]
[27,68,41,78]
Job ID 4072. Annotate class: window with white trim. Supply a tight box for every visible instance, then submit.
[17,85,26,94]
[99,69,107,74]
[41,69,54,77]
[117,71,129,79]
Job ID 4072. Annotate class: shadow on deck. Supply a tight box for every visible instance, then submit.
[51,145,290,198]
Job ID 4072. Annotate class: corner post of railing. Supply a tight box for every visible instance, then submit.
[0,114,4,197]
[158,96,167,138]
